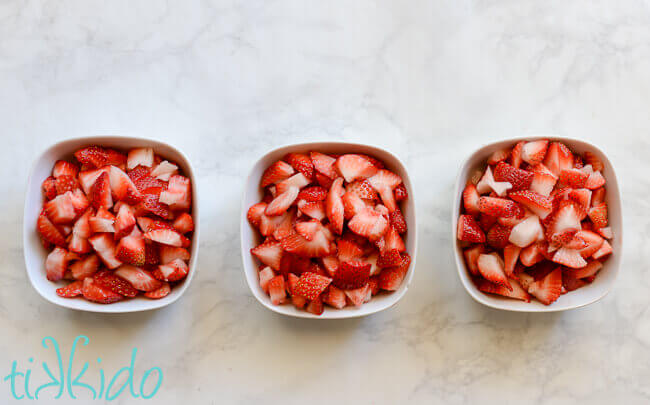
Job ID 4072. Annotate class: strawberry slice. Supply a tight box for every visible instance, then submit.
[275,173,310,195]
[478,196,519,218]
[88,234,122,269]
[172,212,194,234]
[37,211,66,247]
[378,253,410,291]
[144,228,189,247]
[285,153,314,180]
[503,244,521,277]
[510,141,525,168]
[462,183,480,215]
[325,178,344,234]
[508,215,542,248]
[520,242,545,267]
[588,203,608,228]
[52,160,79,178]
[336,239,364,262]
[69,233,91,254]
[89,207,115,233]
[477,277,530,302]
[265,186,299,216]
[543,142,573,177]
[258,267,275,293]
[592,240,612,260]
[344,285,371,306]
[297,186,327,202]
[487,148,511,165]
[525,267,562,305]
[597,226,613,239]
[56,280,84,298]
[126,148,154,170]
[528,163,557,197]
[281,229,333,258]
[69,254,100,280]
[314,172,333,189]
[552,247,587,269]
[305,296,324,315]
[78,167,110,195]
[149,160,178,181]
[342,192,367,220]
[394,183,408,202]
[568,188,592,219]
[261,160,295,187]
[476,166,512,197]
[508,190,553,219]
[559,168,588,188]
[323,285,347,309]
[54,175,80,195]
[114,204,136,240]
[456,214,486,243]
[247,202,267,227]
[267,275,287,305]
[583,151,603,171]
[93,270,139,297]
[153,258,189,282]
[389,208,407,234]
[140,187,173,219]
[74,146,109,168]
[463,245,484,276]
[46,247,70,281]
[109,166,142,204]
[251,240,284,270]
[494,162,533,191]
[573,230,604,258]
[349,207,390,241]
[332,260,370,289]
[81,277,123,304]
[294,272,332,300]
[114,265,162,292]
[144,282,171,299]
[367,170,402,212]
[105,149,127,167]
[115,232,146,266]
[487,224,511,249]
[42,176,58,200]
[477,253,511,290]
[297,200,326,221]
[347,180,378,200]
[521,140,549,165]
[310,152,338,179]
[295,219,321,241]
[335,154,379,183]
[89,172,113,209]
[44,192,77,224]
[157,245,189,264]
[377,249,402,268]
[571,259,603,279]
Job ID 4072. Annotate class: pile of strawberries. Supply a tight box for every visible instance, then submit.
[457,140,613,305]
[247,152,410,315]
[37,145,193,304]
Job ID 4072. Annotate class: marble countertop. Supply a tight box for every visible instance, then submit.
[1,1,649,403]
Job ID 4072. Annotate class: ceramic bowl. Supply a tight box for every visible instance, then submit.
[241,142,417,318]
[24,136,200,313]
[452,135,622,312]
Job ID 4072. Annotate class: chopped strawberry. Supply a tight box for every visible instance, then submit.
[559,168,589,188]
[284,152,314,180]
[310,151,338,179]
[93,270,139,297]
[89,207,116,233]
[478,196,519,218]
[487,148,511,165]
[44,192,77,224]
[332,261,370,289]
[46,247,70,281]
[266,275,286,305]
[140,187,173,219]
[81,277,123,304]
[78,167,110,195]
[528,164,557,197]
[478,277,530,302]
[389,208,407,234]
[265,186,299,217]
[344,285,371,306]
[525,267,562,305]
[510,141,525,168]
[335,154,379,183]
[251,240,284,270]
[544,200,582,243]
[341,192,367,220]
[323,285,347,309]
[314,172,334,189]
[144,228,189,247]
[115,233,146,266]
[114,204,136,240]
[294,272,332,300]
[337,239,364,262]
[247,202,267,227]
[150,160,178,181]
[54,175,80,195]
[562,270,587,292]
[347,180,378,200]
[297,186,327,202]
[592,240,612,260]
[126,148,154,170]
[494,162,533,191]
[568,188,591,219]
[172,212,194,234]
[74,146,109,168]
[114,265,162,292]
[591,187,606,207]
[552,247,587,269]
[105,149,128,167]
[508,190,553,219]
[367,170,402,212]
[463,245,484,276]
[108,166,142,204]
[571,259,602,279]
[584,169,606,190]
[88,172,113,209]
[297,200,326,221]
[326,178,345,234]
[348,207,389,241]
[456,214,486,243]
[144,282,171,299]
[597,226,613,239]
[88,234,122,269]
[258,267,275,293]
[543,142,574,177]
[503,244,521,277]
[378,253,410,290]
[521,140,549,165]
[305,296,324,315]
[52,160,79,178]
[37,211,67,247]
[153,258,189,282]
[487,224,511,249]
[462,183,480,215]
[583,151,603,171]
[476,166,512,197]
[69,254,100,280]
[56,280,84,298]
[520,242,545,267]
[477,253,511,290]
[42,176,58,200]
[588,203,608,228]
[377,249,403,268]
[281,231,332,258]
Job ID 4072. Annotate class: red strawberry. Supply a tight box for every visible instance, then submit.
[478,196,519,218]
[294,272,332,300]
[55,175,80,195]
[462,183,480,215]
[89,171,113,210]
[74,146,109,168]
[259,267,275,293]
[389,208,407,234]
[368,276,380,295]
[139,187,173,219]
[559,168,588,188]
[477,253,511,290]
[584,169,606,190]
[341,192,367,220]
[144,228,189,247]
[332,261,370,290]
[597,226,613,239]
[367,170,402,212]
[477,277,530,302]
[46,247,70,281]
[114,204,136,240]
[52,160,79,178]
[335,154,379,183]
[588,203,608,228]
[126,148,154,170]
[56,280,84,298]
[378,253,410,290]
[510,141,525,168]
[295,219,321,241]
[144,282,171,299]
[285,153,314,180]
[69,254,100,280]
[157,246,188,265]
[69,233,91,254]
[323,285,347,309]
[543,142,573,177]
[487,224,511,249]
[503,244,521,277]
[251,240,284,270]
[359,154,385,169]
[172,212,194,234]
[88,234,122,269]
[267,275,287,305]
[348,207,389,241]
[568,188,591,219]
[574,230,605,258]
[381,226,405,252]
[325,178,345,234]
[297,200,326,221]
[136,216,174,232]
[463,244,484,276]
[153,258,189,282]
[377,249,402,268]
[305,296,324,315]
[347,180,378,200]
[265,186,299,217]
[81,277,123,304]
[115,233,146,266]
[247,202,267,227]
[344,285,371,306]
[487,148,511,165]
[592,240,612,260]
[519,242,545,267]
[583,151,603,171]
[508,190,553,219]
[105,148,127,166]
[310,151,338,179]
[44,192,77,224]
[521,140,549,165]
[456,214,486,243]
[525,267,562,305]
[591,187,606,207]
[37,211,66,247]
[478,213,498,232]
[337,239,364,262]
[297,186,327,202]
[314,172,334,189]
[78,167,110,195]
[114,265,162,292]
[493,162,533,191]
[529,163,557,197]
[89,207,115,233]
[571,259,602,279]
[42,176,58,200]
[275,172,310,195]
[552,247,587,269]
[394,183,408,202]
[108,166,142,203]
[93,270,139,297]
[281,231,333,258]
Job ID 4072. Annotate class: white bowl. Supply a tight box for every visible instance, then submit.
[241,142,417,319]
[452,135,623,312]
[23,136,200,313]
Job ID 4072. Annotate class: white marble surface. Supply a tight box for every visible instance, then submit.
[1,0,649,403]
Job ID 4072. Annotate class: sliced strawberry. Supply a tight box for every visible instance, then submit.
[503,244,521,278]
[591,187,606,207]
[344,285,371,306]
[46,247,70,281]
[462,183,480,215]
[144,282,171,299]
[52,160,79,178]
[341,192,367,220]
[140,187,173,219]
[487,148,511,165]
[297,200,326,221]
[382,226,405,252]
[367,170,402,212]
[54,175,80,195]
[42,176,58,200]
[476,166,512,197]
[305,296,324,315]
[477,253,511,290]
[544,199,582,242]
[114,204,136,240]
[310,151,338,179]
[494,162,533,191]
[274,172,310,195]
[314,172,334,189]
[562,270,587,292]
[335,154,379,183]
[394,183,408,202]
[478,277,530,302]
[543,142,573,177]
[487,224,511,249]
[108,166,142,204]
[583,151,603,171]
[37,211,66,247]
[588,203,608,228]
[153,258,189,282]
[150,160,178,181]
[105,148,127,167]
[573,230,605,258]
[281,231,332,258]
[571,259,602,279]
[325,178,345,234]
[592,240,612,259]
[260,160,295,188]
[463,244,484,276]
[115,233,145,266]
[478,196,519,218]
[265,186,299,216]
[81,277,123,304]
[258,267,275,293]
[349,207,390,241]
[68,233,91,254]
[93,270,139,297]
[89,207,116,233]
[337,239,364,262]
[69,254,100,280]
[526,268,562,305]
[389,208,407,234]
[568,188,591,219]
[144,228,189,247]
[74,146,109,168]
[295,219,321,241]
[266,275,287,305]
[56,280,84,298]
[251,240,283,270]
[297,186,327,202]
[597,226,613,239]
[247,202,267,227]
[323,285,347,309]
[510,141,525,168]
[172,212,194,234]
[347,180,378,200]
[519,243,545,267]
[456,214,486,243]
[78,166,111,195]
[285,152,314,180]
[332,260,370,290]
[44,192,77,224]
[157,246,188,265]
[528,163,557,197]
[88,234,122,269]
[114,265,162,292]
[508,190,553,219]
[378,253,410,291]
[521,140,549,165]
[126,148,154,170]
[136,216,174,232]
[553,247,587,269]
[377,249,402,268]
[294,273,332,300]
[270,207,296,241]
[558,168,588,188]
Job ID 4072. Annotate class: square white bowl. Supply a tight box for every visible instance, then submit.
[23,136,200,313]
[452,135,623,312]
[241,142,417,319]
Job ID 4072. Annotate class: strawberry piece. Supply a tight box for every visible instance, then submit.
[310,152,338,179]
[44,192,77,224]
[114,265,162,292]
[93,270,139,297]
[349,207,390,241]
[37,211,66,247]
[521,140,549,165]
[258,267,275,293]
[341,192,367,220]
[344,285,371,306]
[69,254,100,280]
[487,148,511,165]
[347,180,378,200]
[381,226,405,252]
[153,258,189,282]
[591,187,606,207]
[337,239,364,262]
[508,190,553,219]
[368,276,380,295]
[140,187,173,219]
[510,141,525,168]
[126,148,154,170]
[326,178,344,234]
[144,282,171,299]
[81,277,123,304]
[332,261,370,290]
[89,207,115,233]
[285,152,314,180]
[478,213,498,232]
[584,170,606,190]
[389,208,407,234]
[78,167,110,195]
[456,214,486,243]
[487,224,511,249]
[377,249,402,268]
[157,246,188,265]
[588,203,608,228]
[115,232,146,266]
[54,175,80,195]
[144,228,189,247]
[297,200,326,221]
[477,253,511,290]
[105,148,127,167]
[494,162,533,191]
[335,154,379,183]
[88,234,122,269]
[568,188,591,219]
[525,267,562,305]
[149,160,178,181]
[56,280,84,298]
[597,226,613,239]
[592,240,612,259]
[109,166,142,204]
[261,161,295,188]
[52,160,79,178]
[88,171,112,209]
[247,202,267,227]
[295,219,321,241]
[69,233,91,254]
[378,253,410,291]
[583,151,603,171]
[136,216,174,232]
[559,168,589,188]
[543,142,573,177]
[42,176,58,200]
[394,183,408,202]
[503,244,521,278]
[294,273,332,300]
[571,260,602,279]
[46,247,70,281]
[281,231,333,258]
[114,204,136,240]
[314,172,334,189]
[462,183,480,215]
[478,196,519,218]
[297,186,327,202]
[544,199,582,241]
[265,186,299,216]
[251,240,284,270]
[476,166,512,196]
[74,146,109,168]
[520,243,545,267]
[172,212,194,234]
[305,296,324,315]
[528,163,557,197]
[463,245,484,276]
[573,230,605,258]
[553,247,587,268]
[367,170,402,212]
[477,277,530,302]
[323,285,347,309]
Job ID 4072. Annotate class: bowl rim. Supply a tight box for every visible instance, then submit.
[452,134,623,313]
[240,140,417,319]
[23,135,200,313]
